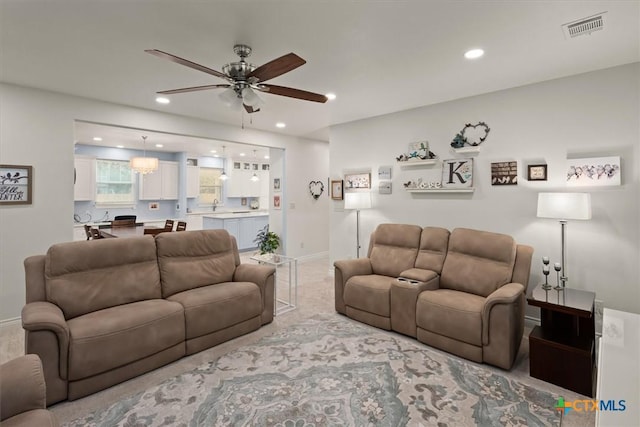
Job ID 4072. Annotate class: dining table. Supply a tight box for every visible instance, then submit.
[99,225,162,238]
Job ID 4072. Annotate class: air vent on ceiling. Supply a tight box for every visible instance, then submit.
[562,12,607,39]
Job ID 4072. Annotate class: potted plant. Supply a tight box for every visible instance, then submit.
[254,225,280,255]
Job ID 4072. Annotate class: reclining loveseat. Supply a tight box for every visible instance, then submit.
[22,229,275,404]
[334,224,533,369]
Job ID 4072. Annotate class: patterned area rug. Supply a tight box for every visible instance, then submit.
[64,315,561,426]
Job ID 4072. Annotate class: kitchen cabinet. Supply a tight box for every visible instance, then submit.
[226,169,261,198]
[139,161,179,200]
[74,156,95,201]
[202,213,268,250]
[186,165,199,198]
[238,215,269,249]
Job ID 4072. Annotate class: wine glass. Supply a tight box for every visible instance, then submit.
[554,263,563,290]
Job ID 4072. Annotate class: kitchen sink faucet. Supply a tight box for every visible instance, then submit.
[213,199,218,211]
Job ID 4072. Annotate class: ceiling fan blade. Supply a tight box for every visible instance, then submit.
[244,104,260,114]
[260,84,328,103]
[156,84,230,95]
[247,53,306,82]
[145,49,228,80]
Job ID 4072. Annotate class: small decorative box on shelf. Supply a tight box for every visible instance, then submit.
[406,188,475,193]
[397,159,439,168]
[450,146,481,155]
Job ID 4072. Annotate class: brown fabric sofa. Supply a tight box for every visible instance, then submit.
[334,224,533,370]
[0,354,59,427]
[21,229,275,405]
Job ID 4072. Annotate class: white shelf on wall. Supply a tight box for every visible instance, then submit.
[397,159,439,167]
[450,146,481,155]
[406,188,475,193]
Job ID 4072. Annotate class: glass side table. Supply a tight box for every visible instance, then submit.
[250,253,298,315]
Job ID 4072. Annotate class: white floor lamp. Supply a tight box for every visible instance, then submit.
[344,192,372,258]
[537,192,592,288]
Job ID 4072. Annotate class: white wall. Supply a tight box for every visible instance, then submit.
[0,83,329,321]
[329,63,640,314]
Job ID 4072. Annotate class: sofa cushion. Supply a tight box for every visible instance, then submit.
[45,237,161,319]
[369,224,422,277]
[414,227,450,274]
[440,228,516,297]
[416,289,485,346]
[344,274,394,317]
[1,409,59,427]
[156,229,238,298]
[167,281,262,340]
[66,299,184,381]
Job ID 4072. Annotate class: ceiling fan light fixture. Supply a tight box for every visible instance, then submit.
[242,87,263,108]
[219,88,243,110]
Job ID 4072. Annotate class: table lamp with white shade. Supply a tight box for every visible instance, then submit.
[536,192,591,288]
[344,192,372,258]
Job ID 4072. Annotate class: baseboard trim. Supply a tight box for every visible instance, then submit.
[0,317,21,328]
[296,251,329,264]
[524,315,541,326]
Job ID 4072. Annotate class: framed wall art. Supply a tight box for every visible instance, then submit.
[441,158,473,188]
[273,178,281,192]
[566,156,620,187]
[331,180,343,200]
[491,161,518,185]
[0,164,33,205]
[528,164,548,181]
[273,195,281,209]
[344,172,371,189]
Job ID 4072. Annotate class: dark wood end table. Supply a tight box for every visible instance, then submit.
[527,285,596,397]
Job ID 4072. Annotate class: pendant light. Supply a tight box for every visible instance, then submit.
[250,150,259,182]
[130,136,159,174]
[219,145,229,181]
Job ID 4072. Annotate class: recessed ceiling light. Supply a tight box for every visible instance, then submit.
[93,137,102,141]
[155,144,163,148]
[240,153,246,156]
[464,48,484,59]
[155,97,170,104]
[325,93,336,101]
[276,122,286,128]
[116,145,124,148]
[210,149,217,153]
[264,155,270,159]
[214,155,219,158]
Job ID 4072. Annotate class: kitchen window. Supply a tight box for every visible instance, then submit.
[95,159,135,206]
[199,167,223,206]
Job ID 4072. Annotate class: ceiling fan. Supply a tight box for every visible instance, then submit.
[145,45,328,114]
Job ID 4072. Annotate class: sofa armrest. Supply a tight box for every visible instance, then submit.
[234,263,276,324]
[0,354,46,421]
[481,282,525,346]
[333,258,373,314]
[21,302,70,381]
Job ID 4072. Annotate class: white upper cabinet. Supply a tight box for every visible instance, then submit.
[226,160,265,198]
[186,165,200,198]
[139,161,179,200]
[74,156,95,201]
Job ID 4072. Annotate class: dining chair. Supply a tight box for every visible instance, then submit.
[83,224,92,240]
[113,215,137,222]
[176,221,187,231]
[111,219,136,227]
[143,228,166,236]
[164,219,175,231]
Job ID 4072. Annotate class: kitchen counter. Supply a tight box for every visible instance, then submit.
[202,211,268,220]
